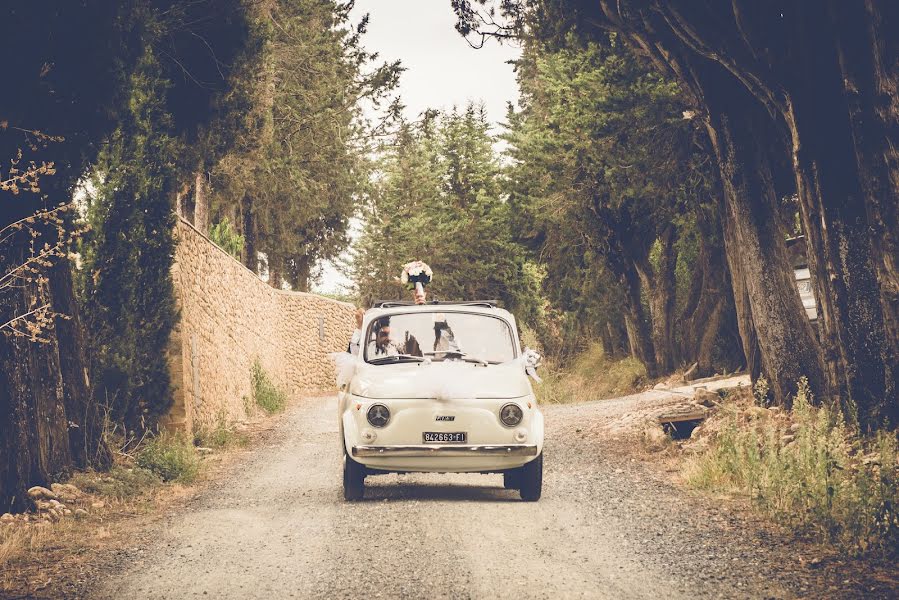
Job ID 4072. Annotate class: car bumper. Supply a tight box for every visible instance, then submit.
[352,444,539,458]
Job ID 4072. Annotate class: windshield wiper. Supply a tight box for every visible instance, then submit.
[368,354,430,365]
[422,350,489,366]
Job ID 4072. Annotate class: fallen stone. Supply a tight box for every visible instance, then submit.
[73,508,89,519]
[63,508,73,516]
[51,483,83,501]
[27,486,57,501]
[0,513,14,523]
[91,501,106,510]
[642,425,669,452]
[653,382,668,390]
[35,500,53,511]
[694,389,719,408]
[49,499,64,509]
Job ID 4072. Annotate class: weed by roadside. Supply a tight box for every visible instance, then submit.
[252,360,286,413]
[136,433,200,483]
[684,378,899,556]
[70,466,160,498]
[533,344,646,404]
[194,410,249,449]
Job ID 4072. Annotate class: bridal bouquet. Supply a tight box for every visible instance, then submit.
[400,260,433,290]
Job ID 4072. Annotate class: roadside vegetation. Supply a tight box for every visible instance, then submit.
[252,361,287,414]
[136,434,201,483]
[533,344,646,404]
[684,381,899,557]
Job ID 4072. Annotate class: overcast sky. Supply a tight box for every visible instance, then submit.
[314,0,522,294]
[352,0,521,127]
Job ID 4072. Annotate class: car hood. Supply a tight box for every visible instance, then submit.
[350,360,531,400]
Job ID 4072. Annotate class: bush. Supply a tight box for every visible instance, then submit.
[685,377,899,556]
[252,360,286,413]
[209,218,245,259]
[136,433,200,483]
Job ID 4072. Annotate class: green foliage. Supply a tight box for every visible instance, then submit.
[80,47,179,432]
[252,361,286,414]
[211,0,401,290]
[504,32,720,361]
[351,104,543,323]
[136,433,200,483]
[686,378,899,556]
[209,218,245,259]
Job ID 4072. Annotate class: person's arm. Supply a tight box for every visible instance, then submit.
[348,308,365,354]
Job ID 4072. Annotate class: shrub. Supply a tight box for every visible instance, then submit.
[209,218,245,259]
[252,360,286,413]
[136,433,200,483]
[685,377,899,556]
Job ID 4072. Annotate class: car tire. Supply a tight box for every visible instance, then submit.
[343,448,365,501]
[519,452,543,502]
[503,470,521,490]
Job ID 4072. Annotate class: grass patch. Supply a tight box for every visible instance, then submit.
[252,360,286,413]
[684,377,899,556]
[533,343,647,404]
[0,527,26,569]
[194,421,248,449]
[136,433,200,483]
[69,465,160,498]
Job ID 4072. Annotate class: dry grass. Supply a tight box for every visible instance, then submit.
[683,378,899,557]
[533,343,647,404]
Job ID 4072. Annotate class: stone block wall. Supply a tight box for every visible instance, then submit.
[164,218,354,433]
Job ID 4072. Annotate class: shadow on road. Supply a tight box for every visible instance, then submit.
[360,480,521,503]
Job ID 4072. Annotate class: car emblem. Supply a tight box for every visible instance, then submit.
[435,415,455,421]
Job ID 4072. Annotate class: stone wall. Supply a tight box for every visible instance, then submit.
[165,218,353,433]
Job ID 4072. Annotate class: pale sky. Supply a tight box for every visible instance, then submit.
[314,0,522,294]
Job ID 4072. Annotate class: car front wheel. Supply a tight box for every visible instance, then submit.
[343,448,365,501]
[503,470,521,490]
[519,452,543,501]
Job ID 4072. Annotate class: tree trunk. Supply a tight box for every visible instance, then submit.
[620,263,658,377]
[1,254,71,511]
[826,0,898,427]
[48,260,111,471]
[701,77,827,406]
[636,225,678,373]
[268,263,281,290]
[240,193,256,272]
[194,170,209,235]
[681,217,732,378]
[599,320,615,358]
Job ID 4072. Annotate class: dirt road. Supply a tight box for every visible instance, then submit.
[90,388,861,599]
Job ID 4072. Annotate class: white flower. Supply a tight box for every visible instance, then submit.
[401,260,433,287]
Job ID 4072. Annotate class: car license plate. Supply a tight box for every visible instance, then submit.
[423,432,467,443]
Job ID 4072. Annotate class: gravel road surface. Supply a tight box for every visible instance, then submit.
[90,388,869,599]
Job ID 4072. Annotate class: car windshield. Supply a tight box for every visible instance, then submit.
[363,311,515,365]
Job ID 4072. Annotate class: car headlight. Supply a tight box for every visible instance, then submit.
[366,403,390,428]
[499,403,523,427]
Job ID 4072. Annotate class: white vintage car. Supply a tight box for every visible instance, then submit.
[337,301,544,501]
